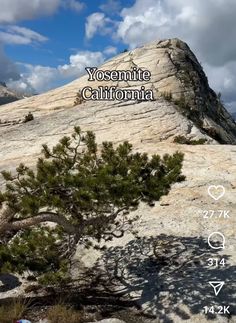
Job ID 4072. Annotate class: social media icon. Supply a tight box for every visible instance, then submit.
[209,281,225,296]
[208,185,225,201]
[208,232,225,250]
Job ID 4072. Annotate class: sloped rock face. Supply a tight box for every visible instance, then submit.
[96,38,236,143]
[0,38,236,143]
[150,39,236,144]
[0,98,216,177]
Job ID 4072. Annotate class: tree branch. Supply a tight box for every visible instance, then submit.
[0,210,77,235]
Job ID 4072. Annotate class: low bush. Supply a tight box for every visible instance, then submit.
[24,112,34,123]
[174,135,207,145]
[161,91,173,101]
[47,304,83,323]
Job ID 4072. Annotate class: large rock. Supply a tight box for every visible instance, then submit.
[0,39,236,323]
[0,38,235,144]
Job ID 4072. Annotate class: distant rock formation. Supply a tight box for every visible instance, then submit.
[0,82,23,105]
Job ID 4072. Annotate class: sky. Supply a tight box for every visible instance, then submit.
[1,0,236,114]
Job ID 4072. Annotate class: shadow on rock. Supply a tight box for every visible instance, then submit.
[84,235,236,322]
[0,273,21,292]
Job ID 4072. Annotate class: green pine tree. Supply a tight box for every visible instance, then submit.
[0,126,185,285]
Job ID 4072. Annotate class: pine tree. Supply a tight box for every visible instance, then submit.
[0,127,185,285]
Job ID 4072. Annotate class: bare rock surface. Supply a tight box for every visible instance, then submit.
[73,143,236,323]
[0,38,235,143]
[0,38,236,323]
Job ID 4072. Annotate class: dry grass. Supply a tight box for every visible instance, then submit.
[47,304,83,323]
[0,299,29,323]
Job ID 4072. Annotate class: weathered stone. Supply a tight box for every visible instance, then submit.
[0,38,235,143]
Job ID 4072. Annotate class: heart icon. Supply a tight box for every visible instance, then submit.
[208,185,225,201]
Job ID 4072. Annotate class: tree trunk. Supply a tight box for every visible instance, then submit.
[0,203,77,235]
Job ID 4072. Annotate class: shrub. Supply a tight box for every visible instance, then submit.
[161,91,173,101]
[24,112,34,123]
[47,304,83,323]
[174,135,207,145]
[74,91,84,106]
[0,299,28,323]
[176,39,182,49]
[174,93,190,110]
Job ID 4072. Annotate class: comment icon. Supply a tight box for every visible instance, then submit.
[208,232,225,250]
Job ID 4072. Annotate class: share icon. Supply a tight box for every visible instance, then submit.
[209,281,225,296]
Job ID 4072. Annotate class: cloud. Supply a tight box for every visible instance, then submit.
[59,51,105,78]
[0,25,48,45]
[103,46,117,56]
[62,0,85,13]
[204,62,236,113]
[24,65,60,93]
[0,0,85,23]
[0,45,20,82]
[85,12,114,39]
[100,0,121,14]
[0,0,61,23]
[116,0,175,49]
[8,50,105,94]
[116,0,236,66]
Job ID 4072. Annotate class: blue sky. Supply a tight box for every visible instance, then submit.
[1,0,135,93]
[0,0,236,113]
[5,0,133,67]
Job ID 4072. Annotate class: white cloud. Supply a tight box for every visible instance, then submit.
[25,65,61,93]
[59,51,105,78]
[0,26,48,45]
[0,0,85,23]
[103,46,117,56]
[117,0,175,49]
[85,12,114,39]
[8,50,105,94]
[0,0,61,23]
[8,64,61,94]
[116,0,236,66]
[8,78,35,94]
